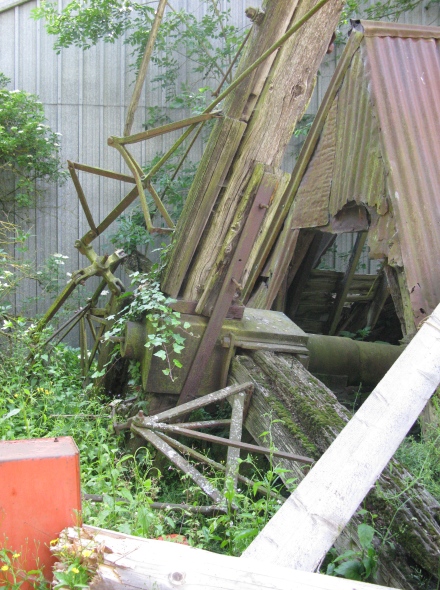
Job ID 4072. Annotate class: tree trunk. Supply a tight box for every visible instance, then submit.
[230,351,440,589]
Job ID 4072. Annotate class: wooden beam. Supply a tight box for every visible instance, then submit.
[61,525,398,590]
[242,303,440,571]
[131,426,225,504]
[123,0,167,136]
[327,232,368,335]
[225,391,245,489]
[134,382,252,425]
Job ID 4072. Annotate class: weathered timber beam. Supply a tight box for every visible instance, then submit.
[237,305,440,580]
[178,0,344,308]
[177,167,274,404]
[123,0,167,137]
[135,382,252,425]
[231,353,440,588]
[131,425,225,504]
[225,391,246,490]
[163,0,342,299]
[60,525,398,590]
[141,423,313,464]
[327,232,368,335]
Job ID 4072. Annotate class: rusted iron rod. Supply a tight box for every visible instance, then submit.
[145,182,175,228]
[159,121,205,203]
[171,419,232,430]
[132,425,225,504]
[212,28,252,97]
[68,162,98,233]
[40,304,91,347]
[144,424,314,464]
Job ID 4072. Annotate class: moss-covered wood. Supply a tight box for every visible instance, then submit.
[230,351,440,589]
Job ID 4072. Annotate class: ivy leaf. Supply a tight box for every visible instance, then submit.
[154,350,167,361]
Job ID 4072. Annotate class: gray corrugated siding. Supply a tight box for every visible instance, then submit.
[0,0,439,332]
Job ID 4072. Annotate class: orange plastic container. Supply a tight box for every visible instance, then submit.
[0,437,81,582]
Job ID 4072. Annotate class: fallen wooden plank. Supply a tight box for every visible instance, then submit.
[61,525,398,590]
[231,352,440,588]
[241,303,440,574]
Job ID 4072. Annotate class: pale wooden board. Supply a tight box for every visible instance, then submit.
[65,525,397,590]
[243,304,440,571]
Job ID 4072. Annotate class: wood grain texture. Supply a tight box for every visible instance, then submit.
[181,0,344,305]
[61,525,398,590]
[232,307,440,583]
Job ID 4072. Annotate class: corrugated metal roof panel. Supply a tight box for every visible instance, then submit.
[329,48,387,217]
[289,99,337,228]
[361,20,440,38]
[363,30,440,325]
[287,21,440,326]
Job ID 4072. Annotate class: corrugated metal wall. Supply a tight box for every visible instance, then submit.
[0,0,439,323]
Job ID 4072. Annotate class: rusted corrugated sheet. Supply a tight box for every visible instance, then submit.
[287,21,440,326]
[362,22,440,325]
[330,49,387,217]
[289,99,337,228]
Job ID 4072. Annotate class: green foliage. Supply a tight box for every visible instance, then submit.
[339,326,372,341]
[105,271,189,380]
[0,74,66,209]
[0,221,34,315]
[32,1,245,109]
[109,152,197,253]
[395,407,440,502]
[0,547,49,590]
[325,514,379,582]
[0,321,291,558]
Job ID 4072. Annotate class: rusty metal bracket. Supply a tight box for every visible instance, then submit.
[177,173,275,405]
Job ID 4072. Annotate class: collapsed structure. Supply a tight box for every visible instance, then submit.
[35,5,440,588]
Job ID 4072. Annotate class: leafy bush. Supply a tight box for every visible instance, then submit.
[0,74,66,209]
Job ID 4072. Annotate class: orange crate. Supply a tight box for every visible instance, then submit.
[0,437,81,582]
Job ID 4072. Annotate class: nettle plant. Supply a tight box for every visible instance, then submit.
[105,271,189,381]
[0,74,66,210]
